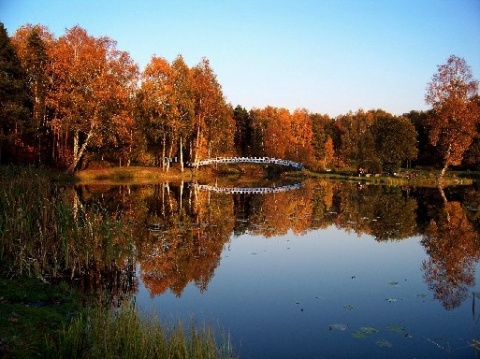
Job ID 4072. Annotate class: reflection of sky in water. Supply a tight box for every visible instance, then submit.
[136,226,479,359]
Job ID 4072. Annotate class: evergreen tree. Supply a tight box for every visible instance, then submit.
[0,23,30,163]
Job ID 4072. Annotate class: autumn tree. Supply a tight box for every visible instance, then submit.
[49,26,138,172]
[249,107,290,159]
[190,58,234,165]
[311,113,335,170]
[425,55,479,178]
[138,56,177,168]
[290,109,315,166]
[248,106,316,166]
[171,55,195,171]
[265,107,290,159]
[0,23,30,163]
[249,108,268,156]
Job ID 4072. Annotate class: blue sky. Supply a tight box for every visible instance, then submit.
[2,0,479,117]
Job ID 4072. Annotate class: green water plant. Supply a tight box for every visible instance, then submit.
[352,326,379,339]
[45,303,236,359]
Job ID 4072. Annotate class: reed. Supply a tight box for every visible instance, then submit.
[0,166,135,279]
[45,303,236,359]
[0,167,237,358]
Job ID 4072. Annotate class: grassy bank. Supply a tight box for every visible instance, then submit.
[74,166,196,184]
[285,168,478,187]
[0,277,82,358]
[74,164,267,185]
[74,165,479,187]
[46,303,234,359]
[0,166,236,359]
[0,277,235,359]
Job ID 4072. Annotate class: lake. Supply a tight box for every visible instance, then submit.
[69,179,480,359]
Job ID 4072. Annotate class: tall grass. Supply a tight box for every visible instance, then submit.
[0,166,237,358]
[0,166,135,281]
[46,303,236,359]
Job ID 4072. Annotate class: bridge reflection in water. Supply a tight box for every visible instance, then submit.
[189,182,302,194]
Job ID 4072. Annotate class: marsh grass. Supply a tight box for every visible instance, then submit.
[0,166,236,358]
[46,303,235,359]
[0,166,135,279]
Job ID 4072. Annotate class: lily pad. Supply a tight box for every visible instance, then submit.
[352,326,378,339]
[386,298,398,303]
[376,339,392,348]
[417,293,427,299]
[344,304,356,311]
[389,281,399,286]
[386,325,406,333]
[329,323,348,331]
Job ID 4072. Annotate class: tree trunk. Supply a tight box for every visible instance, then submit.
[179,180,183,210]
[438,143,452,181]
[73,130,79,164]
[161,133,166,170]
[194,125,201,170]
[66,127,94,173]
[167,140,174,172]
[439,164,448,179]
[179,137,184,172]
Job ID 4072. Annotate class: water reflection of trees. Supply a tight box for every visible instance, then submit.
[71,180,480,308]
[422,192,480,310]
[138,185,234,296]
[332,184,418,240]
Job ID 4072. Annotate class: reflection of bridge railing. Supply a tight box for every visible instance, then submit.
[190,182,302,194]
[191,157,304,170]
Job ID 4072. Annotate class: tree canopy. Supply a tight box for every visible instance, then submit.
[2,22,479,173]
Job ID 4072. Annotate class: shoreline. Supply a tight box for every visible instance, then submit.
[74,166,478,188]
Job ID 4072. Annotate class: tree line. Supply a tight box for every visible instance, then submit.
[1,23,479,175]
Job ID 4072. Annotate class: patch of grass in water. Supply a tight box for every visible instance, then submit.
[0,278,236,359]
[46,303,236,359]
[352,326,379,339]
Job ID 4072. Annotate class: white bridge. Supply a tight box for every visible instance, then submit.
[190,182,302,195]
[191,156,304,170]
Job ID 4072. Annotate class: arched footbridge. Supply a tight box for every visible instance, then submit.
[190,156,304,170]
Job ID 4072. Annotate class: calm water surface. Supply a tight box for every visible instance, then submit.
[137,230,478,359]
[84,180,480,358]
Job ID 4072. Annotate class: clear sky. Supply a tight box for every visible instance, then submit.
[1,0,479,117]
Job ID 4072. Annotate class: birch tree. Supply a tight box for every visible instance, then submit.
[425,55,479,178]
[50,26,138,172]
